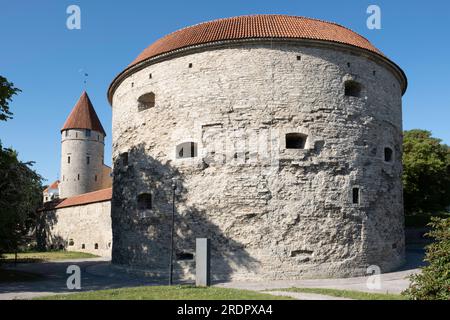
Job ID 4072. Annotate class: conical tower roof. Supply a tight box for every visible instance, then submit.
[62,91,106,136]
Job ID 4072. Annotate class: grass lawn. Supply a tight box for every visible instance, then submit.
[37,285,293,300]
[278,287,406,300]
[0,251,99,263]
[0,268,43,283]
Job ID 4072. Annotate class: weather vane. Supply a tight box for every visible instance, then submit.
[79,69,89,90]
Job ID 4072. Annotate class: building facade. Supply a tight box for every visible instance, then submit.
[108,15,408,280]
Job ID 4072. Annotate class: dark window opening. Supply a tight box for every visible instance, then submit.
[86,129,91,137]
[347,62,351,68]
[352,188,360,204]
[77,174,80,181]
[188,63,193,68]
[94,243,99,250]
[149,73,152,79]
[345,80,362,97]
[176,142,198,159]
[87,156,90,165]
[121,152,129,166]
[296,55,301,61]
[65,130,68,137]
[69,239,74,246]
[286,133,307,149]
[97,135,100,141]
[95,175,98,182]
[76,132,78,138]
[137,193,152,210]
[68,156,71,164]
[138,92,155,111]
[81,244,85,249]
[131,82,134,87]
[384,147,393,162]
[373,70,376,76]
[176,252,194,261]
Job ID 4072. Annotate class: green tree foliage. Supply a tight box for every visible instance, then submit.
[403,217,450,300]
[0,76,21,122]
[0,144,43,255]
[403,130,450,215]
[0,76,42,256]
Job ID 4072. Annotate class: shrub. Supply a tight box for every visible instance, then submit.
[403,217,450,300]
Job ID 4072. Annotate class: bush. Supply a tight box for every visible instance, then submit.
[403,217,450,300]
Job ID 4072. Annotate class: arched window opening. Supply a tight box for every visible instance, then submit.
[344,80,362,97]
[384,147,393,162]
[286,133,307,149]
[138,92,155,111]
[94,243,99,250]
[137,193,152,210]
[176,142,198,159]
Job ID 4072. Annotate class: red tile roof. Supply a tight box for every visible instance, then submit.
[39,188,112,211]
[43,180,60,193]
[131,15,383,66]
[109,15,407,102]
[62,91,106,136]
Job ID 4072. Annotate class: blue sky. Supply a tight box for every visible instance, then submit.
[0,0,449,184]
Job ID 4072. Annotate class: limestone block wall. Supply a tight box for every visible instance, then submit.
[60,129,106,198]
[43,201,112,257]
[110,41,405,280]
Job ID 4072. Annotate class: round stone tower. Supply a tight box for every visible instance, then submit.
[60,91,107,198]
[108,15,408,280]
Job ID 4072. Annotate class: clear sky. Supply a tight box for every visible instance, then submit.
[1,0,449,184]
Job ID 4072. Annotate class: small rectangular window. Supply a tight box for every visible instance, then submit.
[65,130,69,137]
[352,188,360,204]
[86,129,91,137]
[87,156,90,165]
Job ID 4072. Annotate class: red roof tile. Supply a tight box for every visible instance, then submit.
[39,188,112,211]
[109,15,407,102]
[43,180,60,193]
[62,91,106,136]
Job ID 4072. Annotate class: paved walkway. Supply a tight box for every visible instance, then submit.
[0,247,424,300]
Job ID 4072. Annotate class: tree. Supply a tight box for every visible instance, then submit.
[403,130,450,215]
[403,217,450,300]
[0,76,21,121]
[0,144,43,255]
[0,76,42,257]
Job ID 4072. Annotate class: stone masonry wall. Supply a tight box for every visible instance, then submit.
[43,201,112,258]
[60,129,106,198]
[110,41,405,280]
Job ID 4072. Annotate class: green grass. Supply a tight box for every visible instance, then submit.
[278,287,406,300]
[37,285,293,300]
[0,268,43,283]
[0,251,98,263]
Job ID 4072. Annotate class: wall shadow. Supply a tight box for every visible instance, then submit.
[111,143,260,282]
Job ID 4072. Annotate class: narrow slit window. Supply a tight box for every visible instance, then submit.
[121,152,129,166]
[86,156,90,165]
[176,252,194,261]
[77,174,80,181]
[68,156,71,164]
[352,188,360,204]
[176,142,198,159]
[384,147,393,162]
[285,133,307,149]
[137,193,152,210]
